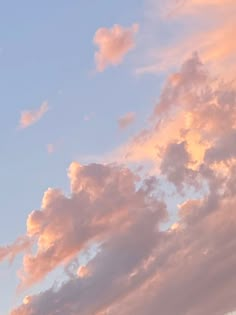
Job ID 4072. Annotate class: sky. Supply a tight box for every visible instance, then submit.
[0,0,236,314]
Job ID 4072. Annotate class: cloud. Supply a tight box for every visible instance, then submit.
[47,143,55,154]
[6,162,165,289]
[19,101,49,129]
[115,53,236,182]
[0,237,32,263]
[137,0,236,78]
[94,24,139,72]
[46,139,64,155]
[9,158,236,315]
[77,265,90,278]
[118,112,136,129]
[169,0,235,15]
[160,141,197,192]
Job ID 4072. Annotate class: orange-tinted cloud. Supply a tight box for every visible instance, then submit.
[77,265,90,278]
[117,53,236,188]
[138,0,236,78]
[94,24,139,72]
[19,101,49,129]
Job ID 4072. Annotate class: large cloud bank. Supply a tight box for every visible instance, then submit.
[1,51,236,315]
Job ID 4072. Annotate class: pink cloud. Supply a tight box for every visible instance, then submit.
[9,157,236,314]
[77,265,90,278]
[137,0,236,78]
[8,162,164,289]
[46,139,64,155]
[94,24,139,72]
[0,237,32,263]
[19,101,49,129]
[118,112,136,129]
[47,143,55,154]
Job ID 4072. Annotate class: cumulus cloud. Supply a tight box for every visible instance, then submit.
[94,24,139,71]
[19,101,49,129]
[6,162,165,289]
[118,112,136,129]
[8,157,236,315]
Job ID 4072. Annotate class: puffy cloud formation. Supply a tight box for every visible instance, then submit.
[94,24,139,71]
[10,162,165,289]
[8,159,236,314]
[118,112,136,129]
[19,101,49,129]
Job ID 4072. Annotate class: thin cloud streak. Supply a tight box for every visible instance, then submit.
[19,101,49,129]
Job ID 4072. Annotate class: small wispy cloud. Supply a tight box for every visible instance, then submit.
[46,138,63,155]
[19,101,49,129]
[118,112,136,129]
[47,143,55,154]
